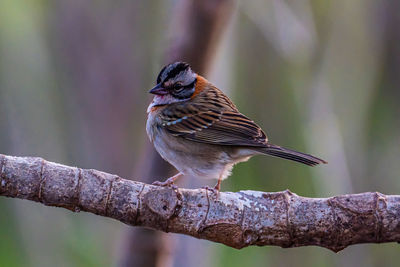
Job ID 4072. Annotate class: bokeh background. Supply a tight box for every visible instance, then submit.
[1,0,399,266]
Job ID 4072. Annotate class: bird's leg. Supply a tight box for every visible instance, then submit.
[152,173,183,188]
[202,175,223,195]
[214,178,222,191]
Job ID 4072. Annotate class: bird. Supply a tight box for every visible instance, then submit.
[146,62,327,191]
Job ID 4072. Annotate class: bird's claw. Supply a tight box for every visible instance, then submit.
[201,185,220,195]
[152,180,178,190]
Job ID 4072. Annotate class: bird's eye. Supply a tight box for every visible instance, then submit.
[173,83,183,92]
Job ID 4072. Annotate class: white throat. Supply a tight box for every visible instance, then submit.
[147,94,186,113]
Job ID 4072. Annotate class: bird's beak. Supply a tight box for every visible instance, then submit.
[149,83,167,95]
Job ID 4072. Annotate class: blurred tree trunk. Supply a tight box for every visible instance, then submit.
[367,0,400,192]
[52,1,165,266]
[53,0,148,177]
[52,0,234,266]
[380,0,400,95]
[120,1,234,267]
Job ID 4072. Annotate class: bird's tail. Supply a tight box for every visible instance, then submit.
[256,144,327,166]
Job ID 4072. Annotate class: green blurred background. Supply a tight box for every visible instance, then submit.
[0,0,399,266]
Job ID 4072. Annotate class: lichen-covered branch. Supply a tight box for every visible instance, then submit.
[1,154,399,252]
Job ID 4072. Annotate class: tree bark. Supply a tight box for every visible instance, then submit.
[1,153,399,253]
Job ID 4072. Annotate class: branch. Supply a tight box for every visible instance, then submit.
[1,154,399,252]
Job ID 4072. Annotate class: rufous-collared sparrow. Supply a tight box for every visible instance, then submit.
[146,62,327,191]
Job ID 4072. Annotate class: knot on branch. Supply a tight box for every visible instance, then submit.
[143,187,182,220]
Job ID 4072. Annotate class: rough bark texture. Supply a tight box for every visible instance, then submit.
[1,154,399,252]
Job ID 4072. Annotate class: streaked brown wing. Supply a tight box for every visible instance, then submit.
[161,106,268,147]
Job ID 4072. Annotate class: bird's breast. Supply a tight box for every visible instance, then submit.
[146,110,163,143]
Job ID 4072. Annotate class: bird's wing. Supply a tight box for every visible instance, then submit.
[160,101,268,148]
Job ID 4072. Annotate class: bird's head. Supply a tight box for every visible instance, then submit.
[149,62,198,107]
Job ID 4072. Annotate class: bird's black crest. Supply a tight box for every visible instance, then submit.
[156,62,191,84]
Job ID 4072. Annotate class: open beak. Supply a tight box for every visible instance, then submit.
[149,83,167,95]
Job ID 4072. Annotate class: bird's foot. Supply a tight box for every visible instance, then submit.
[201,185,220,195]
[152,179,178,190]
[202,178,222,196]
[152,180,178,190]
[152,173,182,190]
